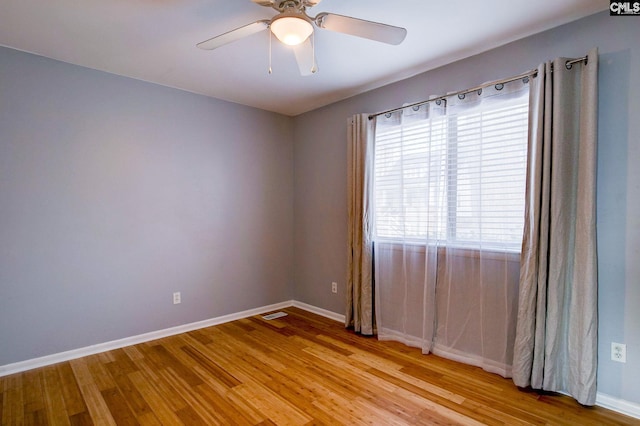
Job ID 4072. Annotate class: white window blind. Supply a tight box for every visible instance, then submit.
[374,87,529,251]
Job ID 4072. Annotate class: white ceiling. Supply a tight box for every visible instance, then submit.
[0,0,606,116]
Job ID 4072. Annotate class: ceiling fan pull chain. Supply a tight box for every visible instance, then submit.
[268,29,273,74]
[311,32,317,74]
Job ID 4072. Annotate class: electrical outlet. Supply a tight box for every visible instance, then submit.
[173,292,181,305]
[611,342,626,363]
[331,282,338,294]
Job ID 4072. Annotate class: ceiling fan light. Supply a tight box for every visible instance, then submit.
[270,16,313,46]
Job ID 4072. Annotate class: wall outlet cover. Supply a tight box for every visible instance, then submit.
[611,342,627,363]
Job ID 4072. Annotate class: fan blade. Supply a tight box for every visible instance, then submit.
[197,20,269,50]
[251,0,274,6]
[292,38,318,76]
[315,13,406,45]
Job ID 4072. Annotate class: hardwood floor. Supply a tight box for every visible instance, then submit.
[1,307,637,425]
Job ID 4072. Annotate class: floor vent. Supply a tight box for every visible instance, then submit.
[262,312,288,320]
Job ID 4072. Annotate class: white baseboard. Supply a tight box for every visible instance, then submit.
[292,300,346,323]
[0,300,294,377]
[0,300,345,377]
[596,392,640,420]
[2,302,636,421]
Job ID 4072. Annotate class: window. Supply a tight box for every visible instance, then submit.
[374,86,529,251]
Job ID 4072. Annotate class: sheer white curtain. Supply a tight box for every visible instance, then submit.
[374,101,446,350]
[434,83,528,376]
[374,80,530,377]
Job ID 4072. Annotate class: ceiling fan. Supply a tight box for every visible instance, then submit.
[196,0,407,76]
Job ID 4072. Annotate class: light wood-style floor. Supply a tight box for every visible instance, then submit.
[1,307,637,425]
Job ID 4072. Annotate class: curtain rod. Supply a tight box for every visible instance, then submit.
[368,56,588,121]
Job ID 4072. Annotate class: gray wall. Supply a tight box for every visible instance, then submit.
[0,46,294,365]
[292,11,640,403]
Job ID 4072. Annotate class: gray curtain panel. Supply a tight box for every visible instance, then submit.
[346,114,375,335]
[512,48,599,405]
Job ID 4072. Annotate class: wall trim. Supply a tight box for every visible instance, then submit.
[0,300,344,377]
[0,300,295,377]
[292,300,346,323]
[2,301,637,420]
[596,392,640,420]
